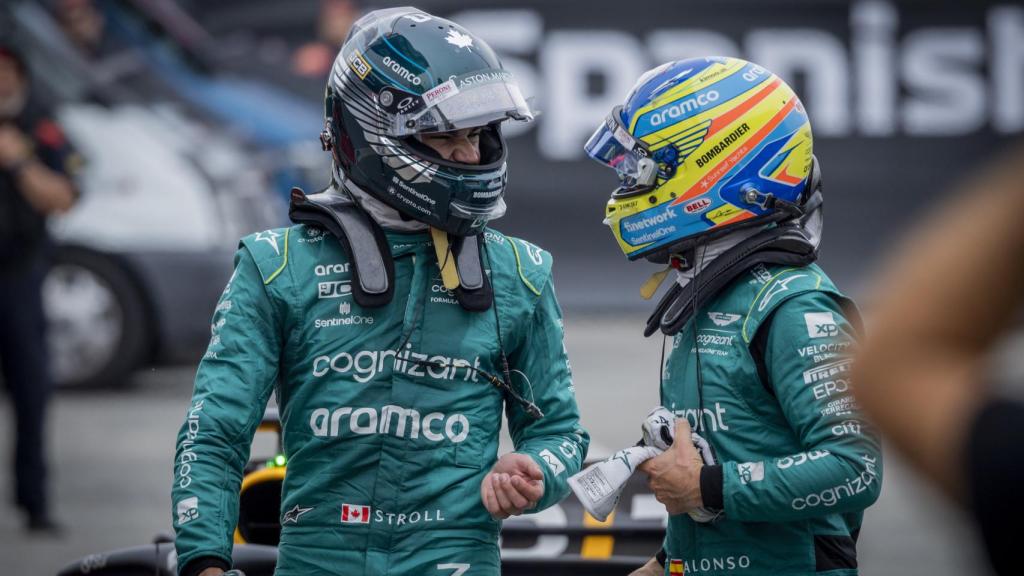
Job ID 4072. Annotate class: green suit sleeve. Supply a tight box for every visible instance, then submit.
[171,247,282,573]
[507,281,590,512]
[722,292,882,521]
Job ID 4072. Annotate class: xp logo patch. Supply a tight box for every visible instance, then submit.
[805,312,839,338]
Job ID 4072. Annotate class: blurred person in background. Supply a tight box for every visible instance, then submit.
[171,8,588,576]
[55,0,108,58]
[291,0,362,79]
[585,57,881,575]
[854,143,1024,576]
[0,42,79,533]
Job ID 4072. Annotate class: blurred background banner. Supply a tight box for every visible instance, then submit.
[187,0,1024,307]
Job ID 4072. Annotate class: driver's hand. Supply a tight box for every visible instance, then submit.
[480,452,544,519]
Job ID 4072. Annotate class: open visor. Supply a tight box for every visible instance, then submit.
[584,107,655,189]
[388,71,536,137]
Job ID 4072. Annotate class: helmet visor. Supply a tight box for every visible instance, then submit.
[584,109,652,188]
[389,71,536,136]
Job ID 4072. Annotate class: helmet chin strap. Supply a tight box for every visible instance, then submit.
[643,196,824,337]
[289,180,494,311]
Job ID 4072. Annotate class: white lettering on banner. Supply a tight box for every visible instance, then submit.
[791,455,878,510]
[310,405,469,443]
[673,403,730,432]
[176,400,204,489]
[454,1,1024,160]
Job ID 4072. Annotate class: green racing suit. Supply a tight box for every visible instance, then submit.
[659,263,881,575]
[171,225,590,576]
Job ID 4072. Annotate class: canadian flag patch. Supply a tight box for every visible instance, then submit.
[341,503,371,524]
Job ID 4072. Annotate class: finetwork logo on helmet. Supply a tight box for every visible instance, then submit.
[622,207,677,233]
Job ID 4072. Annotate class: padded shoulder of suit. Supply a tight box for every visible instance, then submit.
[239,226,295,285]
[482,229,553,298]
[741,264,852,343]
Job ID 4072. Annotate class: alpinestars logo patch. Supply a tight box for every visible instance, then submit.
[282,505,313,524]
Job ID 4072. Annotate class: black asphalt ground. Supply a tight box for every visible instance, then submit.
[0,316,1004,575]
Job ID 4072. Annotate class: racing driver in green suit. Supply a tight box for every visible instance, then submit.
[171,8,589,576]
[584,57,881,575]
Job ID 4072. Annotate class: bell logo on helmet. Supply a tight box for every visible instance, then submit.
[684,197,712,214]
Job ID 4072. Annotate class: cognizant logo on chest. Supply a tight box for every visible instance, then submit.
[311,347,482,384]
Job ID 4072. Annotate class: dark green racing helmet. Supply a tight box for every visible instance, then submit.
[322,7,536,236]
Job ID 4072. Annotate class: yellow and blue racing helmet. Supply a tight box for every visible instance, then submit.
[586,56,815,261]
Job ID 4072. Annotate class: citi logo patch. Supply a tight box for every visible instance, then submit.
[341,503,371,524]
[805,312,838,338]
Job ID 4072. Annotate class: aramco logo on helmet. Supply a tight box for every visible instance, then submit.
[649,90,721,128]
[382,56,422,86]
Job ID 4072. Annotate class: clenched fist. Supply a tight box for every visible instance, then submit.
[481,452,544,519]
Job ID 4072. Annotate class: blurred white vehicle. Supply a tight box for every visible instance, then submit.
[9,1,282,388]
